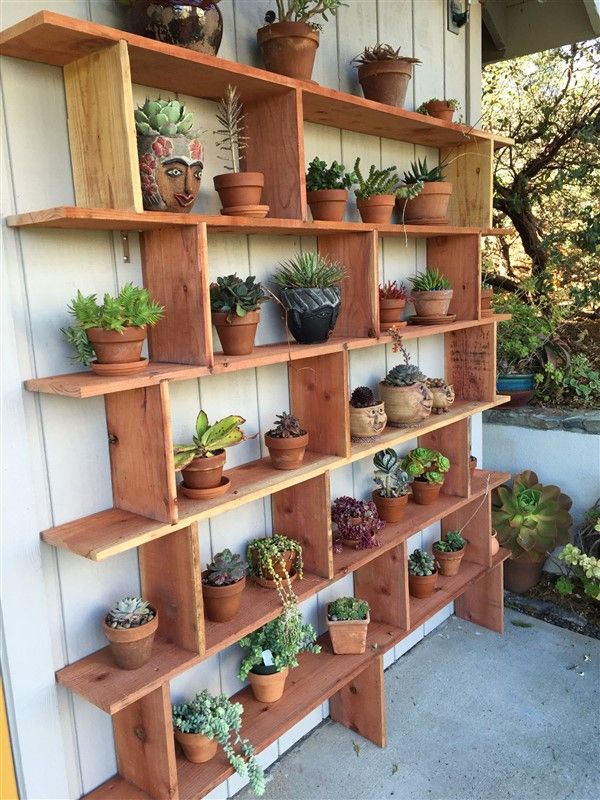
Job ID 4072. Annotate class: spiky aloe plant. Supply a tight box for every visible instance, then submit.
[492,470,572,561]
[409,268,452,291]
[403,158,445,184]
[135,98,196,137]
[353,43,420,65]
[174,411,247,469]
[274,252,346,288]
[215,84,248,173]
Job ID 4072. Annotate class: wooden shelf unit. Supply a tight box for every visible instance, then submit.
[2,11,514,800]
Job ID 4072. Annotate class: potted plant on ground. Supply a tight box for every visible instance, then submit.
[102,597,158,670]
[331,496,384,550]
[379,280,409,326]
[372,448,411,522]
[273,252,346,344]
[416,97,460,122]
[379,345,433,425]
[61,284,164,376]
[257,0,344,81]
[172,690,265,795]
[433,530,466,577]
[173,410,248,499]
[400,159,453,224]
[401,447,450,505]
[246,533,304,606]
[210,273,268,356]
[408,549,437,598]
[354,43,420,108]
[128,1,224,56]
[348,386,387,441]
[327,597,370,654]
[135,98,203,212]
[305,157,356,221]
[492,470,572,593]
[213,84,269,217]
[202,549,247,623]
[353,157,399,224]
[264,412,309,469]
[426,377,455,414]
[238,607,320,703]
[408,268,453,320]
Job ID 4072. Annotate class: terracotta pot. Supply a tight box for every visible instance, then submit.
[103,611,158,670]
[481,287,493,317]
[434,546,465,577]
[358,59,415,107]
[174,730,218,764]
[379,298,406,325]
[87,326,147,373]
[490,529,500,557]
[264,431,308,470]
[411,289,453,318]
[504,556,544,593]
[212,310,259,356]
[328,612,370,655]
[213,172,264,210]
[250,548,296,583]
[356,195,396,224]
[202,573,246,623]
[248,667,289,703]
[380,381,433,425]
[408,571,437,598]
[372,490,408,523]
[349,403,387,440]
[180,476,230,500]
[181,450,226,490]
[402,182,453,223]
[257,22,319,81]
[470,455,477,475]
[411,479,443,505]
[130,1,223,56]
[423,100,455,122]
[307,189,348,221]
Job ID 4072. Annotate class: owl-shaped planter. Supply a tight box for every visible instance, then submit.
[349,402,387,441]
[426,379,455,414]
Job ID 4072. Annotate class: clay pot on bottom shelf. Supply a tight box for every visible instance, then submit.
[422,100,455,122]
[213,172,265,214]
[357,195,396,224]
[103,612,158,670]
[358,59,415,107]
[402,182,453,223]
[408,572,437,599]
[434,547,465,577]
[257,22,319,80]
[372,490,408,523]
[490,529,500,556]
[379,298,406,325]
[212,310,260,356]
[349,403,387,440]
[264,431,309,470]
[411,289,453,318]
[411,479,443,505]
[481,287,493,317]
[307,189,348,221]
[328,613,370,655]
[504,556,544,593]
[174,730,218,764]
[248,666,289,703]
[181,450,226,491]
[201,573,246,623]
[496,373,535,407]
[87,326,148,376]
[380,381,433,425]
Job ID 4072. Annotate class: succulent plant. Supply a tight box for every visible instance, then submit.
[173,410,248,470]
[427,378,449,389]
[434,530,466,552]
[135,98,196,137]
[492,470,572,560]
[246,534,304,609]
[353,43,420,65]
[274,252,346,288]
[408,549,436,576]
[403,158,445,184]
[328,597,369,621]
[401,447,450,485]
[203,549,246,587]
[106,597,155,629]
[353,157,399,199]
[210,274,268,320]
[264,0,345,26]
[373,448,411,498]
[267,412,306,439]
[409,268,452,291]
[306,157,356,191]
[383,363,427,387]
[215,84,248,173]
[350,386,378,408]
[379,280,409,300]
[331,496,384,550]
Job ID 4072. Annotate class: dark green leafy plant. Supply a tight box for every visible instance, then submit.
[434,531,465,552]
[535,354,600,408]
[173,410,247,470]
[274,252,346,288]
[353,43,420,65]
[210,274,267,320]
[403,158,445,184]
[215,84,247,173]
[408,549,436,576]
[306,157,356,190]
[203,549,246,587]
[267,412,306,438]
[373,448,411,498]
[409,268,451,291]
[327,597,369,621]
[401,447,450,485]
[264,0,345,27]
[493,294,555,374]
[353,158,399,199]
[106,597,155,629]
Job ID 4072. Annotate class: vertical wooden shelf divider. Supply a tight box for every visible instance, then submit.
[445,324,497,403]
[444,494,493,569]
[455,564,505,634]
[426,234,481,321]
[419,418,470,498]
[330,656,387,747]
[355,543,410,630]
[441,140,494,228]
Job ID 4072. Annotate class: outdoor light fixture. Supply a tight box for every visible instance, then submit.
[448,0,470,34]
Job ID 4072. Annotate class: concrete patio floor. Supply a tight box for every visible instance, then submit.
[237,611,600,800]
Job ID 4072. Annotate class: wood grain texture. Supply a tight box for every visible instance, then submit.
[419,417,470,498]
[426,234,481,321]
[455,558,506,633]
[64,41,142,211]
[330,656,386,747]
[445,325,497,402]
[105,383,177,524]
[84,775,151,800]
[441,140,494,227]
[355,544,409,629]
[443,490,493,568]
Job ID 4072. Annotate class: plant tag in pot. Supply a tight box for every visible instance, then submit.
[262,649,274,667]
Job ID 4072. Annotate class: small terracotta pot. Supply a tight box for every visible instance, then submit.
[349,403,387,440]
[328,612,370,655]
[408,571,437,598]
[257,21,319,80]
[504,556,544,593]
[379,298,406,325]
[213,172,265,210]
[434,546,465,577]
[87,326,147,374]
[470,455,477,475]
[181,450,226,490]
[358,59,415,107]
[372,490,408,523]
[248,667,289,703]
[481,287,493,317]
[411,289,453,318]
[202,573,246,623]
[411,479,443,505]
[212,310,259,356]
[357,195,396,224]
[174,730,218,764]
[380,381,433,425]
[402,182,453,223]
[307,189,348,221]
[264,431,308,470]
[103,611,158,670]
[423,100,455,122]
[490,529,500,557]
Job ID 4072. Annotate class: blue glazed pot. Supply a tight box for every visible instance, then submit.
[497,373,535,407]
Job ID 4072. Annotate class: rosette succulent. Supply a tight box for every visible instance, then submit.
[106,597,155,629]
[135,98,196,137]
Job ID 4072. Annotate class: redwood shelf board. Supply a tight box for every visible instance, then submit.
[84,776,151,800]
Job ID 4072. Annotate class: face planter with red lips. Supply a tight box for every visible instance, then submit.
[137,134,204,213]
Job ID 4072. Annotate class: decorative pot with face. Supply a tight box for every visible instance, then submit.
[137,134,204,213]
[380,381,433,425]
[349,402,387,441]
[130,0,223,55]
[426,379,455,414]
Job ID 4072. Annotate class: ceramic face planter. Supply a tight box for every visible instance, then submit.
[130,1,223,55]
[427,380,455,414]
[138,134,204,213]
[349,403,388,441]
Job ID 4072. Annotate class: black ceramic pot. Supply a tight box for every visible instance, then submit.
[130,0,223,56]
[280,287,341,344]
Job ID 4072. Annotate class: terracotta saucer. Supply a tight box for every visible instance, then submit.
[408,314,457,326]
[91,358,149,376]
[220,204,270,218]
[252,568,298,589]
[179,476,231,500]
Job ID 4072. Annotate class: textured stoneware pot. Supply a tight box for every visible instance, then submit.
[357,195,396,224]
[307,189,348,221]
[380,381,433,425]
[328,612,370,655]
[103,611,158,670]
[504,556,544,593]
[411,479,443,505]
[490,529,500,556]
[137,133,203,212]
[428,382,455,414]
[423,100,455,122]
[434,546,465,577]
[174,730,218,764]
[202,572,246,623]
[481,287,493,317]
[403,182,453,223]
[257,22,319,80]
[248,667,289,703]
[213,172,265,209]
[408,571,437,599]
[264,431,308,470]
[212,310,259,356]
[87,326,147,375]
[372,490,408,523]
[379,298,406,325]
[349,403,387,440]
[280,286,341,344]
[411,289,453,318]
[181,450,226,489]
[130,0,223,55]
[358,59,415,107]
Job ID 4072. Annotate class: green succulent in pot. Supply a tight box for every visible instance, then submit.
[305,157,356,221]
[380,344,433,425]
[210,273,268,356]
[372,448,412,523]
[400,159,453,225]
[408,548,437,598]
[402,447,450,506]
[246,533,304,608]
[408,268,453,318]
[103,596,158,670]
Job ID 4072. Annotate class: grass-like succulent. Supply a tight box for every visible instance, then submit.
[210,274,267,320]
[173,410,247,469]
[274,252,346,288]
[379,280,409,300]
[373,448,411,498]
[353,43,420,65]
[350,386,378,408]
[403,158,445,184]
[203,549,246,587]
[409,268,451,291]
[401,447,450,485]
[434,530,466,552]
[135,98,196,137]
[306,157,356,191]
[328,596,369,621]
[215,84,247,173]
[267,412,306,438]
[105,597,155,629]
[408,549,436,576]
[354,157,399,199]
